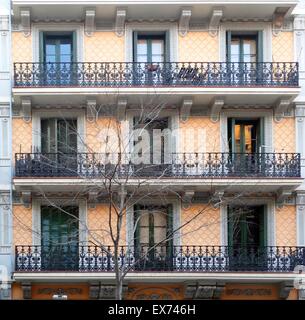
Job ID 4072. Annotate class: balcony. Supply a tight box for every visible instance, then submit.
[14,62,298,88]
[15,152,301,179]
[15,245,305,273]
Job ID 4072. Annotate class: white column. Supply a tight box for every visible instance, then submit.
[0,0,12,300]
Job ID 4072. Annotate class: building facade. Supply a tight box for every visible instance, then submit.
[3,0,305,299]
[0,0,12,300]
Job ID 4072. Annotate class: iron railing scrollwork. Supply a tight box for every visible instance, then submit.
[14,152,301,178]
[15,245,305,272]
[14,62,299,87]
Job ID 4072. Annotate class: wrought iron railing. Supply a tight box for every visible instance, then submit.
[15,245,305,272]
[15,152,301,178]
[13,62,299,87]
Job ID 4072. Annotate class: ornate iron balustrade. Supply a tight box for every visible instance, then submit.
[15,152,301,178]
[15,245,305,272]
[14,62,299,87]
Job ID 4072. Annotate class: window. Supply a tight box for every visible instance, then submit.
[133,32,169,63]
[226,31,263,63]
[40,32,76,63]
[41,118,77,153]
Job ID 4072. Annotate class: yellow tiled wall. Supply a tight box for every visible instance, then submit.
[178,32,219,61]
[84,32,125,62]
[12,118,32,154]
[86,117,123,153]
[273,118,295,153]
[276,205,296,246]
[181,204,220,246]
[272,32,294,62]
[179,117,220,153]
[12,32,33,63]
[13,205,33,246]
[87,204,126,245]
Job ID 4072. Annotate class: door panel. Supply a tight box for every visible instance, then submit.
[41,206,79,271]
[41,119,77,176]
[228,119,261,176]
[227,205,267,271]
[134,204,173,270]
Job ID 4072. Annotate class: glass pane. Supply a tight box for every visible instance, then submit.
[244,124,254,153]
[137,40,148,55]
[151,40,164,55]
[60,43,72,55]
[137,55,148,63]
[151,54,164,63]
[139,210,150,245]
[45,43,56,55]
[153,209,167,244]
[230,39,240,63]
[243,39,257,63]
[234,124,241,153]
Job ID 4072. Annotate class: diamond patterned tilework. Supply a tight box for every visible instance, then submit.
[272,32,293,62]
[84,32,125,62]
[12,32,32,63]
[12,119,32,155]
[13,205,32,246]
[86,118,121,153]
[273,118,295,153]
[276,205,296,246]
[87,205,126,245]
[179,32,219,62]
[181,204,220,246]
[179,117,220,152]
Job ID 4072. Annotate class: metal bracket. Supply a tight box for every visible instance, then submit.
[209,7,223,37]
[86,98,97,123]
[276,189,293,208]
[21,282,32,299]
[274,97,292,122]
[115,8,127,37]
[21,191,31,208]
[182,190,195,203]
[117,98,127,121]
[279,281,294,299]
[180,98,193,122]
[272,7,290,36]
[178,8,192,37]
[88,191,99,209]
[85,8,96,37]
[21,97,32,122]
[20,8,31,37]
[210,97,224,122]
